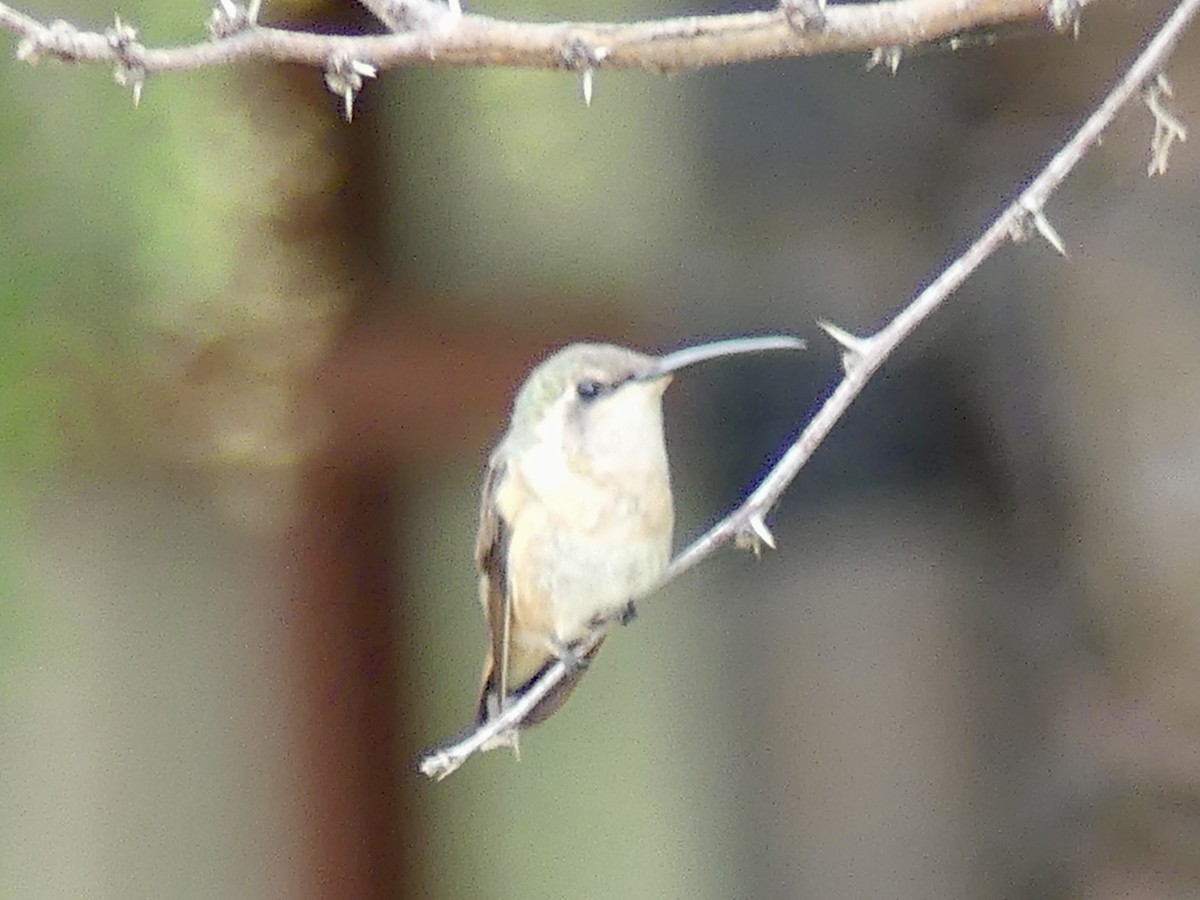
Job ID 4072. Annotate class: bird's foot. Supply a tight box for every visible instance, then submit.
[588,600,638,630]
[550,638,589,672]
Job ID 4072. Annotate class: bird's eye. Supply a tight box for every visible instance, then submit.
[576,379,608,400]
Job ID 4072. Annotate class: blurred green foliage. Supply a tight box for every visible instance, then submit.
[0,2,265,660]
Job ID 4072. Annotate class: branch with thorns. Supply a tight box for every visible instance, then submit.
[418,0,1200,781]
[1,0,1078,118]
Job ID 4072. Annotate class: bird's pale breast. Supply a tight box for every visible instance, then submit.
[503,454,672,647]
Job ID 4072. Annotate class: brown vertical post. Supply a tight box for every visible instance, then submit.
[289,464,404,899]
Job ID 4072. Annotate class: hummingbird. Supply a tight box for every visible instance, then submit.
[472,335,805,739]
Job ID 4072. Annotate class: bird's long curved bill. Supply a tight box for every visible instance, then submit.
[637,335,806,380]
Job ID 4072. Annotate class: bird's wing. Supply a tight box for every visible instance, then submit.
[472,447,605,731]
[474,452,513,723]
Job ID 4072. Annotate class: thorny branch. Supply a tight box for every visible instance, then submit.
[418,0,1200,780]
[3,0,1067,84]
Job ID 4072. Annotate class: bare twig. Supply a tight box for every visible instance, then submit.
[2,0,1065,78]
[418,0,1200,781]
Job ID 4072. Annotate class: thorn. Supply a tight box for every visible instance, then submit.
[324,54,377,122]
[107,13,138,48]
[735,513,776,559]
[561,38,607,106]
[112,59,146,106]
[781,0,827,33]
[1144,73,1188,177]
[749,514,776,551]
[818,320,870,373]
[581,68,594,107]
[1048,0,1082,37]
[1014,200,1068,257]
[1030,206,1067,257]
[106,14,146,104]
[818,320,867,354]
[867,45,902,75]
[208,0,257,38]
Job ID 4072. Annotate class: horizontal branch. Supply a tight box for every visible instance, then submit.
[2,0,1069,78]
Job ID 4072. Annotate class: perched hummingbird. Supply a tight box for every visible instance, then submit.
[472,336,805,737]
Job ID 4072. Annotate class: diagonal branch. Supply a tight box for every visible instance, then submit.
[3,0,1066,77]
[418,0,1200,781]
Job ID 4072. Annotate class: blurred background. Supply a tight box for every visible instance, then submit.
[3,0,1200,897]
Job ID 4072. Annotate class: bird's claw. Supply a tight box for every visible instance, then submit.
[588,600,638,630]
[551,638,588,672]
